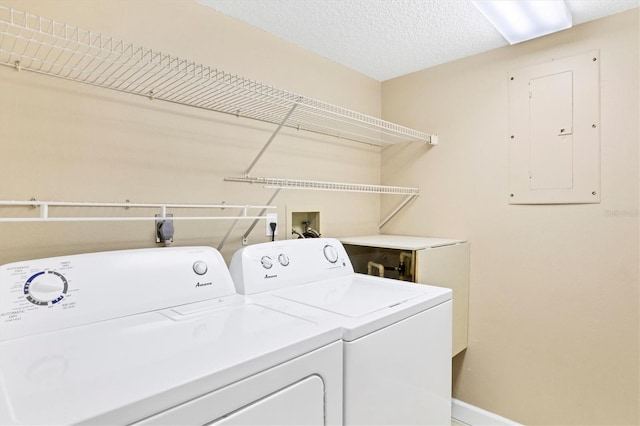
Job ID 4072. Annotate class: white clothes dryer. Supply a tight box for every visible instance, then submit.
[0,246,342,425]
[229,238,453,426]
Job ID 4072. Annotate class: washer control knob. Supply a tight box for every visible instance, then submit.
[193,261,208,275]
[323,245,339,264]
[278,253,290,266]
[261,256,273,269]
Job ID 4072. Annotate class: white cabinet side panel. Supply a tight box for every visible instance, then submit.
[416,242,469,356]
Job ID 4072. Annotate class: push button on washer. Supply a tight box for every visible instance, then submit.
[261,256,273,269]
[193,261,208,275]
[278,253,290,266]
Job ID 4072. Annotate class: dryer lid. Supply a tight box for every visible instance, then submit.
[0,246,238,340]
[0,300,340,425]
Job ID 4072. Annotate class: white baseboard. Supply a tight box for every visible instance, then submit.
[452,398,522,426]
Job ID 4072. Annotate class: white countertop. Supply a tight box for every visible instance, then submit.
[338,235,466,250]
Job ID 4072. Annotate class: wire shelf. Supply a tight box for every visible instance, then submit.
[0,6,433,146]
[224,176,420,195]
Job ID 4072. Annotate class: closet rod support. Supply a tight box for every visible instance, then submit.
[217,217,241,251]
[244,103,298,176]
[217,206,249,251]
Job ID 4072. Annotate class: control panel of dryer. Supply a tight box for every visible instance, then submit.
[229,238,354,295]
[0,246,236,340]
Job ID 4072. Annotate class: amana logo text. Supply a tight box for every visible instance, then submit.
[195,282,213,288]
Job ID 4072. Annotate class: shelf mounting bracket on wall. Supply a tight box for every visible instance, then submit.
[245,103,299,176]
[377,193,418,231]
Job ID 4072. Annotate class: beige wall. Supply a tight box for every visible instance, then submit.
[382,9,639,426]
[0,0,383,264]
[2,2,639,425]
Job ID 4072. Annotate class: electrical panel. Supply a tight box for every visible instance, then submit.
[508,50,601,204]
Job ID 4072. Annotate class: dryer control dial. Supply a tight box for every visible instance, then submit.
[261,256,273,269]
[323,245,339,264]
[24,271,68,306]
[278,253,290,267]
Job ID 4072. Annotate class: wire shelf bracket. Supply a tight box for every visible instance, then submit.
[377,193,418,231]
[245,103,298,176]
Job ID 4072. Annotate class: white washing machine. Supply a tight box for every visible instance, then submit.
[0,246,342,425]
[229,238,453,425]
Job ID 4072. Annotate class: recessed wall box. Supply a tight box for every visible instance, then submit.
[289,210,320,239]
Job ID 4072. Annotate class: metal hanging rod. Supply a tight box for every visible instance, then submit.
[0,200,275,223]
[224,176,420,195]
[0,6,435,146]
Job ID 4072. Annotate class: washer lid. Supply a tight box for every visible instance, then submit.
[275,275,424,318]
[271,274,452,341]
[0,299,340,426]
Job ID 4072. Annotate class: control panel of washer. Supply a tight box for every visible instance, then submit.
[0,246,236,340]
[229,238,354,295]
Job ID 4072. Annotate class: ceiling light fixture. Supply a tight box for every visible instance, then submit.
[472,0,572,44]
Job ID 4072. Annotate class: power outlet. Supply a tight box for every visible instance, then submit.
[265,213,278,237]
[155,214,174,244]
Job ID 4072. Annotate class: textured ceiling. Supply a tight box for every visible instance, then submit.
[198,0,639,81]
